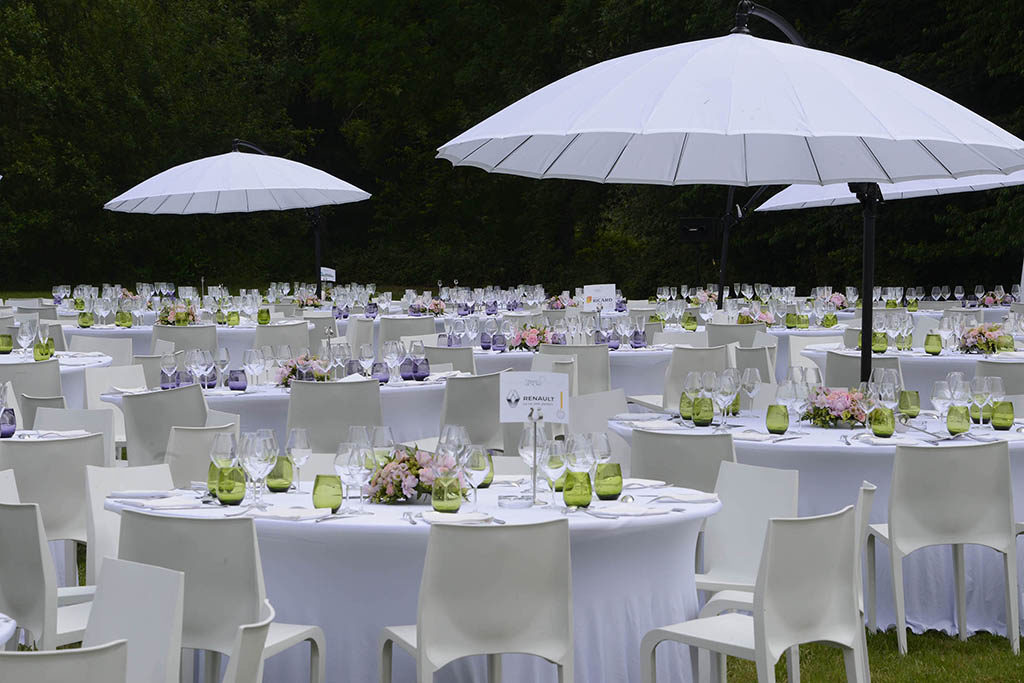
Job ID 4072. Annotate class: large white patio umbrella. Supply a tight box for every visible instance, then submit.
[105,141,371,294]
[438,1,1024,379]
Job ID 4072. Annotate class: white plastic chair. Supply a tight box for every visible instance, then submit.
[641,505,868,683]
[0,503,92,649]
[151,324,217,354]
[531,354,577,396]
[35,407,116,467]
[0,640,127,682]
[133,352,183,389]
[424,345,477,374]
[122,383,207,466]
[842,327,861,349]
[118,509,325,683]
[380,519,572,683]
[976,359,1024,395]
[539,343,610,395]
[83,558,183,683]
[866,442,1019,654]
[400,333,442,349]
[84,365,148,445]
[790,334,842,370]
[706,322,766,348]
[69,336,133,366]
[652,330,709,346]
[18,394,66,430]
[0,359,61,415]
[380,316,438,345]
[630,345,730,412]
[752,331,779,368]
[0,468,18,503]
[222,600,275,683]
[409,372,504,453]
[254,321,310,352]
[164,423,238,488]
[84,464,174,584]
[735,346,776,386]
[825,352,903,389]
[632,430,735,493]
[346,316,375,351]
[286,379,382,476]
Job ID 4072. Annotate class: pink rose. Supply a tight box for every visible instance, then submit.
[525,331,540,347]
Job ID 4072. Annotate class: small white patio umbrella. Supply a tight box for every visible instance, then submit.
[438,2,1024,380]
[105,141,371,294]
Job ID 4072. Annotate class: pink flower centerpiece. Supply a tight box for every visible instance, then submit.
[274,353,330,387]
[958,322,1004,355]
[367,446,466,503]
[829,292,849,310]
[510,324,553,351]
[800,387,869,428]
[427,299,446,316]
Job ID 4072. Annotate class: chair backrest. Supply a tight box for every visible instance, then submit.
[307,317,339,356]
[754,506,861,662]
[36,407,116,467]
[643,321,664,337]
[286,379,382,455]
[0,433,105,543]
[652,330,708,346]
[530,354,577,396]
[117,509,263,654]
[41,323,67,351]
[7,298,41,309]
[400,333,441,349]
[631,430,735,492]
[734,346,776,385]
[425,346,477,374]
[789,334,842,369]
[13,311,39,324]
[164,424,237,488]
[539,343,610,395]
[222,601,275,683]
[704,461,799,586]
[568,389,630,473]
[0,468,18,503]
[379,316,437,345]
[133,352,183,389]
[438,372,503,450]
[706,322,766,348]
[889,442,1015,556]
[84,365,148,442]
[824,351,902,388]
[346,316,375,351]
[150,324,217,354]
[153,339,176,355]
[205,409,241,434]
[18,394,66,430]
[842,327,861,349]
[122,384,207,466]
[85,464,174,584]
[752,331,778,368]
[746,382,778,413]
[976,359,1024,395]
[83,558,183,683]
[69,336,134,366]
[253,321,310,352]
[661,345,729,411]
[1012,301,1024,316]
[0,640,127,682]
[417,520,572,673]
[0,502,57,648]
[854,481,877,612]
[911,315,936,344]
[0,359,62,415]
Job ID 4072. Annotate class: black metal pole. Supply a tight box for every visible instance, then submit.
[850,182,882,382]
[313,208,323,299]
[717,187,737,309]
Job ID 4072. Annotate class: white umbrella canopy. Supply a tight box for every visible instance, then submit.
[438,33,1024,186]
[104,150,370,214]
[756,169,1024,211]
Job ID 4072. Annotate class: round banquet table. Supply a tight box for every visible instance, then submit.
[105,485,720,683]
[837,306,1008,325]
[101,379,447,447]
[0,352,112,409]
[801,343,1024,409]
[610,413,1024,638]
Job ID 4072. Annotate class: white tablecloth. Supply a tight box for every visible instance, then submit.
[105,485,719,683]
[610,414,1024,638]
[837,307,1008,325]
[0,352,112,409]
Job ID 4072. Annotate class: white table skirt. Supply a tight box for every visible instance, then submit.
[102,381,446,447]
[610,414,1024,639]
[0,352,112,410]
[106,486,719,683]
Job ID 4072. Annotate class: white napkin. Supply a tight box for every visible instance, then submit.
[622,478,667,489]
[612,412,664,422]
[423,371,470,383]
[58,357,104,366]
[203,388,237,396]
[339,373,372,383]
[111,385,149,395]
[633,420,686,431]
[852,434,918,446]
[57,350,107,358]
[490,475,526,486]
[732,431,776,442]
[16,429,92,440]
[647,491,720,504]
[107,490,174,500]
[422,510,492,524]
[247,506,331,521]
[118,495,203,510]
[593,503,669,517]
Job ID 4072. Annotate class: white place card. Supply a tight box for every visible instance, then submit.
[320,267,336,282]
[499,372,569,424]
[583,283,616,312]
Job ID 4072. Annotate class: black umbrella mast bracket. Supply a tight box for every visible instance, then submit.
[850,182,883,381]
[231,139,326,298]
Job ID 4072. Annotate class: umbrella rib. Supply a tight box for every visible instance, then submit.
[462,138,492,163]
[602,134,634,182]
[803,137,823,185]
[541,133,581,177]
[491,137,533,173]
[859,138,893,184]
[152,194,176,214]
[672,133,690,184]
[742,135,748,185]
[914,141,955,178]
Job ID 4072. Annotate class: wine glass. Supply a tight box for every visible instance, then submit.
[208,432,237,494]
[159,352,178,386]
[539,439,567,506]
[346,445,374,514]
[285,428,311,492]
[994,285,1006,302]
[564,433,595,497]
[846,287,859,308]
[741,368,762,412]
[517,424,548,495]
[460,444,491,512]
[930,381,952,420]
[358,343,375,376]
[930,286,941,301]
[714,369,739,430]
[240,433,276,510]
[371,425,396,465]
[954,285,964,301]
[986,377,1006,428]
[682,371,703,424]
[17,319,36,359]
[699,300,716,325]
[974,285,985,301]
[382,341,402,382]
[241,348,265,387]
[333,442,355,514]
[214,347,231,386]
[970,377,992,427]
[348,425,372,450]
[941,285,951,301]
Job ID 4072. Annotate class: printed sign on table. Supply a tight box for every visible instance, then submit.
[583,283,616,312]
[320,267,336,283]
[499,372,569,424]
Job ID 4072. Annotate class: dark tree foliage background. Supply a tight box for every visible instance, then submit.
[1,0,1023,296]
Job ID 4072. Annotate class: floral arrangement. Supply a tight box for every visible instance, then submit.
[737,308,774,325]
[274,354,330,387]
[408,301,427,315]
[427,298,446,316]
[829,292,849,310]
[156,302,197,325]
[294,294,322,308]
[800,387,869,428]
[958,322,1003,354]
[546,296,566,310]
[367,446,466,503]
[510,324,554,351]
[689,289,718,305]
[976,291,1012,307]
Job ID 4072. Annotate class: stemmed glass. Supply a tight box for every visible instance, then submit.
[382,341,403,383]
[345,445,374,514]
[242,348,265,387]
[214,347,231,387]
[931,286,941,301]
[536,439,565,506]
[975,285,985,301]
[17,320,36,359]
[930,381,952,421]
[987,377,1006,429]
[564,433,595,499]
[699,301,716,326]
[208,432,238,495]
[358,344,375,377]
[941,285,951,301]
[970,377,992,427]
[240,433,276,510]
[517,424,549,498]
[714,370,739,431]
[954,285,964,301]
[682,371,703,425]
[333,442,356,514]
[160,352,178,386]
[741,368,762,414]
[459,444,492,512]
[285,428,311,492]
[371,425,396,465]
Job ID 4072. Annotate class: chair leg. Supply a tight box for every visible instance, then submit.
[843,642,868,683]
[892,554,908,655]
[639,633,660,683]
[866,534,877,634]
[379,638,393,683]
[556,658,573,683]
[754,650,777,683]
[786,645,800,683]
[1004,550,1020,654]
[486,653,502,683]
[307,636,325,683]
[203,651,221,683]
[952,544,967,641]
[696,649,710,683]
[180,649,196,683]
[64,541,79,586]
[716,651,727,683]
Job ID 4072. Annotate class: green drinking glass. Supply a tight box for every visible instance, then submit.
[174,311,189,326]
[312,474,343,513]
[207,463,221,495]
[431,475,462,512]
[692,397,714,427]
[227,311,240,327]
[0,335,11,355]
[74,297,85,311]
[885,299,898,308]
[907,299,919,312]
[266,456,293,493]
[552,471,566,492]
[997,334,1015,352]
[947,406,971,435]
[785,313,798,329]
[871,332,888,354]
[77,312,93,328]
[797,314,809,329]
[562,471,592,508]
[257,308,271,325]
[478,452,494,488]
[32,341,49,362]
[870,407,895,438]
[682,313,697,331]
[924,333,942,355]
[898,391,920,418]
[216,467,246,506]
[216,309,227,325]
[822,312,838,328]
[678,393,693,420]
[992,401,1015,431]
[766,404,789,434]
[594,463,622,500]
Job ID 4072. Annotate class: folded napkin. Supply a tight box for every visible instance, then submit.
[633,420,686,432]
[16,429,92,440]
[852,434,918,446]
[118,495,204,510]
[339,373,372,383]
[58,357,106,366]
[490,474,526,486]
[647,491,720,504]
[593,503,668,517]
[731,431,776,442]
[422,510,492,524]
[423,370,469,383]
[111,385,149,395]
[612,412,665,422]
[622,478,667,489]
[107,490,175,500]
[57,350,108,358]
[247,506,331,521]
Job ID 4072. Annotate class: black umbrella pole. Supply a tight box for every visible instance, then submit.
[312,208,323,299]
[717,220,731,310]
[850,183,882,382]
